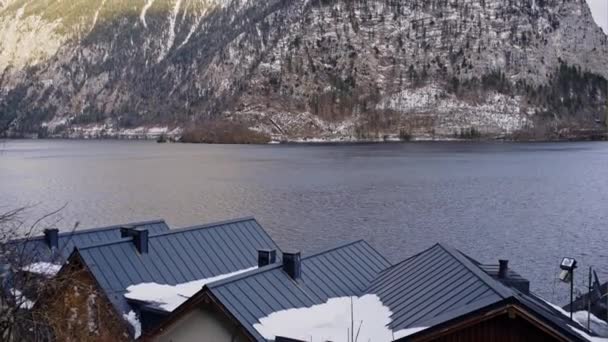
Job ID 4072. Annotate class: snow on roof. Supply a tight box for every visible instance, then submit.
[124,266,257,312]
[542,297,608,340]
[253,294,426,342]
[123,310,142,339]
[569,325,608,342]
[21,262,62,277]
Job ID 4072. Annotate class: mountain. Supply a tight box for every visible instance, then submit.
[0,0,607,141]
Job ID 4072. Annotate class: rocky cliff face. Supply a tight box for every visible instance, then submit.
[0,0,606,141]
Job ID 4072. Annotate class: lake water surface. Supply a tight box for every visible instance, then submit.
[1,139,607,303]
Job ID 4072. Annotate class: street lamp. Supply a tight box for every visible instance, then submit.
[559,257,577,321]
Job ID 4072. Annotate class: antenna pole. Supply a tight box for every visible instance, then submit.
[570,269,574,322]
[588,266,592,331]
[351,297,354,342]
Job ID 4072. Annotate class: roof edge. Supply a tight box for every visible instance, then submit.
[359,240,392,266]
[374,243,443,276]
[438,244,514,299]
[76,217,261,251]
[152,216,258,238]
[399,298,586,342]
[302,239,369,260]
[8,219,168,244]
[207,240,373,289]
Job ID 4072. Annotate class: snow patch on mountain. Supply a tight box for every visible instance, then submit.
[90,0,107,33]
[377,85,533,135]
[0,5,65,72]
[158,0,183,61]
[140,0,156,29]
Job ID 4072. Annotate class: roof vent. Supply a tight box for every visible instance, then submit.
[44,229,59,249]
[258,249,277,267]
[282,251,301,280]
[120,227,149,254]
[498,259,508,279]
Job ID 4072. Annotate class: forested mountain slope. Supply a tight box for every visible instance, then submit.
[0,0,606,140]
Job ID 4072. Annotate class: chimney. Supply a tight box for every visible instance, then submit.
[120,225,136,238]
[283,251,301,280]
[258,249,277,267]
[498,259,509,279]
[120,227,149,254]
[44,229,59,249]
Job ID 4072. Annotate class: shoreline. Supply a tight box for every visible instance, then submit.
[2,134,606,145]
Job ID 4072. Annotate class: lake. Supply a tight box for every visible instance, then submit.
[1,139,607,304]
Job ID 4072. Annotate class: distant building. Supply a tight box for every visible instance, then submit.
[32,217,280,341]
[145,243,602,342]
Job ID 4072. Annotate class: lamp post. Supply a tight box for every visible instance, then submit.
[559,257,577,322]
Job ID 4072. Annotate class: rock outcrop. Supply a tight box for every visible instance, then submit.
[1,0,606,141]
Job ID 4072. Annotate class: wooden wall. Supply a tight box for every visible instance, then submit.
[33,256,130,342]
[411,311,565,342]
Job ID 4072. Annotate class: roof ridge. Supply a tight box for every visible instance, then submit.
[155,217,258,237]
[374,243,442,276]
[8,219,167,243]
[76,217,260,251]
[206,262,283,288]
[438,244,514,299]
[207,240,372,289]
[358,240,392,266]
[302,240,368,260]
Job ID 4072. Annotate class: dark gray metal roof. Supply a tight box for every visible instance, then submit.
[367,243,512,331]
[388,245,595,342]
[206,240,391,341]
[7,219,170,265]
[74,217,281,328]
[200,242,596,342]
[478,264,526,281]
[512,290,591,342]
[399,287,594,342]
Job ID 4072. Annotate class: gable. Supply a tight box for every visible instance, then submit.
[404,303,578,342]
[367,244,507,332]
[33,253,132,341]
[76,217,281,334]
[207,240,391,340]
[154,293,251,342]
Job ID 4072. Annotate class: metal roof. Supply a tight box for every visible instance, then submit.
[6,219,170,264]
[367,243,512,331]
[386,244,594,342]
[206,240,391,341]
[192,242,597,342]
[74,217,281,330]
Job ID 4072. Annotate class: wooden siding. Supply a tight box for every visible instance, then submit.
[33,255,130,342]
[409,306,570,342]
[421,313,561,342]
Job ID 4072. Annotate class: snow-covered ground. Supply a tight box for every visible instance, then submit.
[124,266,257,312]
[52,124,183,140]
[253,294,426,342]
[377,85,532,136]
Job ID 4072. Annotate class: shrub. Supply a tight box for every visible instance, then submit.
[399,128,412,141]
[180,121,270,144]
